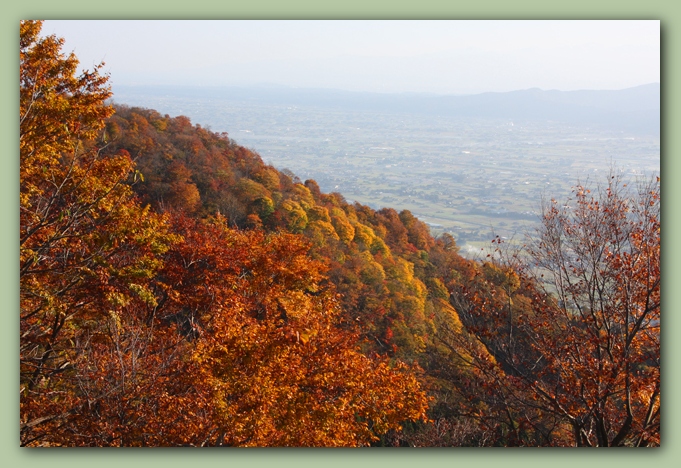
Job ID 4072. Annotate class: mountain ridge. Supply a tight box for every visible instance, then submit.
[113,82,660,135]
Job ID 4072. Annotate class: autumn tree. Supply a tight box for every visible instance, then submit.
[434,257,557,446]
[442,174,660,446]
[158,216,430,446]
[522,174,660,446]
[20,20,176,445]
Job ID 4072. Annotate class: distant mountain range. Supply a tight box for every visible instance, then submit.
[114,83,660,135]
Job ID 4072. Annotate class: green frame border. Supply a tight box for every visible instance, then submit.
[3,1,675,466]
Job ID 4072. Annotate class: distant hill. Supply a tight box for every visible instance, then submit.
[114,83,660,135]
[430,84,660,134]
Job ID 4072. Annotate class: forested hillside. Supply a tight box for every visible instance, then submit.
[20,21,660,447]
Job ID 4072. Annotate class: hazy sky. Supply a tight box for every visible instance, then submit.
[42,20,660,95]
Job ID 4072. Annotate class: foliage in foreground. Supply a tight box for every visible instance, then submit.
[20,20,429,447]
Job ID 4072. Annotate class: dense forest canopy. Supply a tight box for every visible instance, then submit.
[19,20,660,447]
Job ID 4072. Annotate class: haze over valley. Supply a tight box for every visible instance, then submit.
[113,84,660,254]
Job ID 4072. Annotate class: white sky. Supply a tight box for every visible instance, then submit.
[42,20,660,95]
